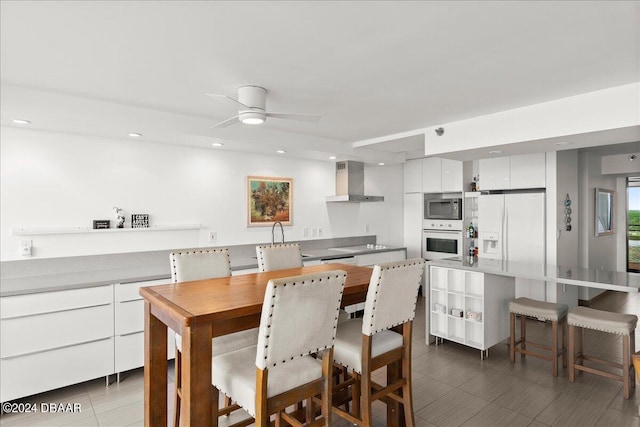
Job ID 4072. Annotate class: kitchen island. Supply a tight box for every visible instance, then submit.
[426,257,639,358]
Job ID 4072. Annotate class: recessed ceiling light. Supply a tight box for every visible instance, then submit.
[329,156,337,160]
[11,119,30,124]
[555,141,571,146]
[489,150,503,155]
[128,133,142,137]
[276,150,286,154]
[378,162,385,166]
[212,142,224,147]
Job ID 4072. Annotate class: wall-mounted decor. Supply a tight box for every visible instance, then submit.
[131,214,150,228]
[595,188,615,237]
[247,176,292,227]
[564,194,572,231]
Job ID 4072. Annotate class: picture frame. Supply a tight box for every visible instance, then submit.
[247,176,293,227]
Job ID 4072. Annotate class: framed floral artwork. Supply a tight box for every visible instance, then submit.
[247,176,293,227]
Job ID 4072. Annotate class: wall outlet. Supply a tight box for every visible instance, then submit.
[317,227,323,237]
[209,231,217,243]
[20,239,32,257]
[312,227,318,237]
[303,228,309,237]
[364,224,370,233]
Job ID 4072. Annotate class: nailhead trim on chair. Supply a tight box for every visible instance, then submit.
[568,306,638,335]
[169,248,231,282]
[261,272,346,368]
[367,259,425,335]
[256,243,302,272]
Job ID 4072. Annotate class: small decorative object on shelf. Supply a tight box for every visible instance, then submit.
[113,207,125,228]
[470,175,479,192]
[451,308,464,318]
[466,311,482,322]
[92,220,110,230]
[131,214,150,228]
[434,303,446,314]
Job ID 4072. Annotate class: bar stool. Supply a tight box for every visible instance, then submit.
[568,306,637,399]
[509,297,568,377]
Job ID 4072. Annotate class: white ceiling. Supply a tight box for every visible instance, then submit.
[1,1,638,163]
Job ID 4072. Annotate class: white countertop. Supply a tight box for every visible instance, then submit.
[428,257,640,293]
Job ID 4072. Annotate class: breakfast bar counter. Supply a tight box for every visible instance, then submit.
[428,257,640,293]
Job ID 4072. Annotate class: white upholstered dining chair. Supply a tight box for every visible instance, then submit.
[212,270,347,426]
[169,249,259,427]
[256,243,303,272]
[332,258,426,427]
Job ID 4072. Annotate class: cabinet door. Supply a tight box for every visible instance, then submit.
[441,159,463,192]
[1,337,114,403]
[510,153,545,189]
[356,250,406,267]
[422,158,442,193]
[403,159,423,193]
[479,157,510,190]
[403,194,423,259]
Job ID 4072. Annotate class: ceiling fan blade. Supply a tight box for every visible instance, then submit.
[206,93,251,109]
[265,112,322,123]
[210,115,239,128]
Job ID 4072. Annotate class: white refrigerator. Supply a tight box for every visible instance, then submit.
[477,192,546,300]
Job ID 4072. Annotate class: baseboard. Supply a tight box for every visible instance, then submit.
[578,290,611,307]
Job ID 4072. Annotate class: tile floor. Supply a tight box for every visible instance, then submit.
[1,291,639,426]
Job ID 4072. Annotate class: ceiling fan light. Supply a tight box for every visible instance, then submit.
[239,110,265,125]
[241,117,265,125]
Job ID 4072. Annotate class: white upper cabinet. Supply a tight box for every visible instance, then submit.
[441,159,463,192]
[479,153,545,190]
[422,157,462,193]
[422,158,442,193]
[403,159,423,193]
[509,153,546,189]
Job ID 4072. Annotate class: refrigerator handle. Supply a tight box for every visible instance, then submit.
[503,205,507,261]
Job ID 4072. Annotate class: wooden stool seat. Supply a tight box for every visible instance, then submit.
[509,298,568,377]
[568,307,638,399]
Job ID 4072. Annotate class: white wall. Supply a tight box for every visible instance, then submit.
[0,127,403,260]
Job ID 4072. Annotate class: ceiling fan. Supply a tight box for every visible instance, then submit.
[206,85,321,128]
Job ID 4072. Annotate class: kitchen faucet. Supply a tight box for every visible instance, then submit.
[271,221,284,245]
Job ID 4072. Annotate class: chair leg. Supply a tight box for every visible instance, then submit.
[552,319,559,377]
[520,314,526,360]
[623,335,631,399]
[631,333,636,390]
[173,348,182,427]
[402,325,415,427]
[577,325,583,368]
[562,318,567,368]
[510,312,516,363]
[569,324,575,382]
[352,372,361,421]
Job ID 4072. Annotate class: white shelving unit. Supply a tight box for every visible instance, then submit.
[11,224,201,236]
[463,191,480,257]
[429,265,514,359]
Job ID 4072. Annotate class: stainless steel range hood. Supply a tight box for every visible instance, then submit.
[326,161,384,203]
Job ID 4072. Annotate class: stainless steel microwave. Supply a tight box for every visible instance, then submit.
[425,198,462,220]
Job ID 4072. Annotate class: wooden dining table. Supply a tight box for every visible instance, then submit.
[140,263,407,426]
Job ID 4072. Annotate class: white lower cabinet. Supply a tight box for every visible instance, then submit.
[429,266,514,356]
[0,285,115,403]
[114,279,174,373]
[355,250,406,267]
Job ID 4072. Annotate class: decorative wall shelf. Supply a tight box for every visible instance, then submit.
[12,224,201,236]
